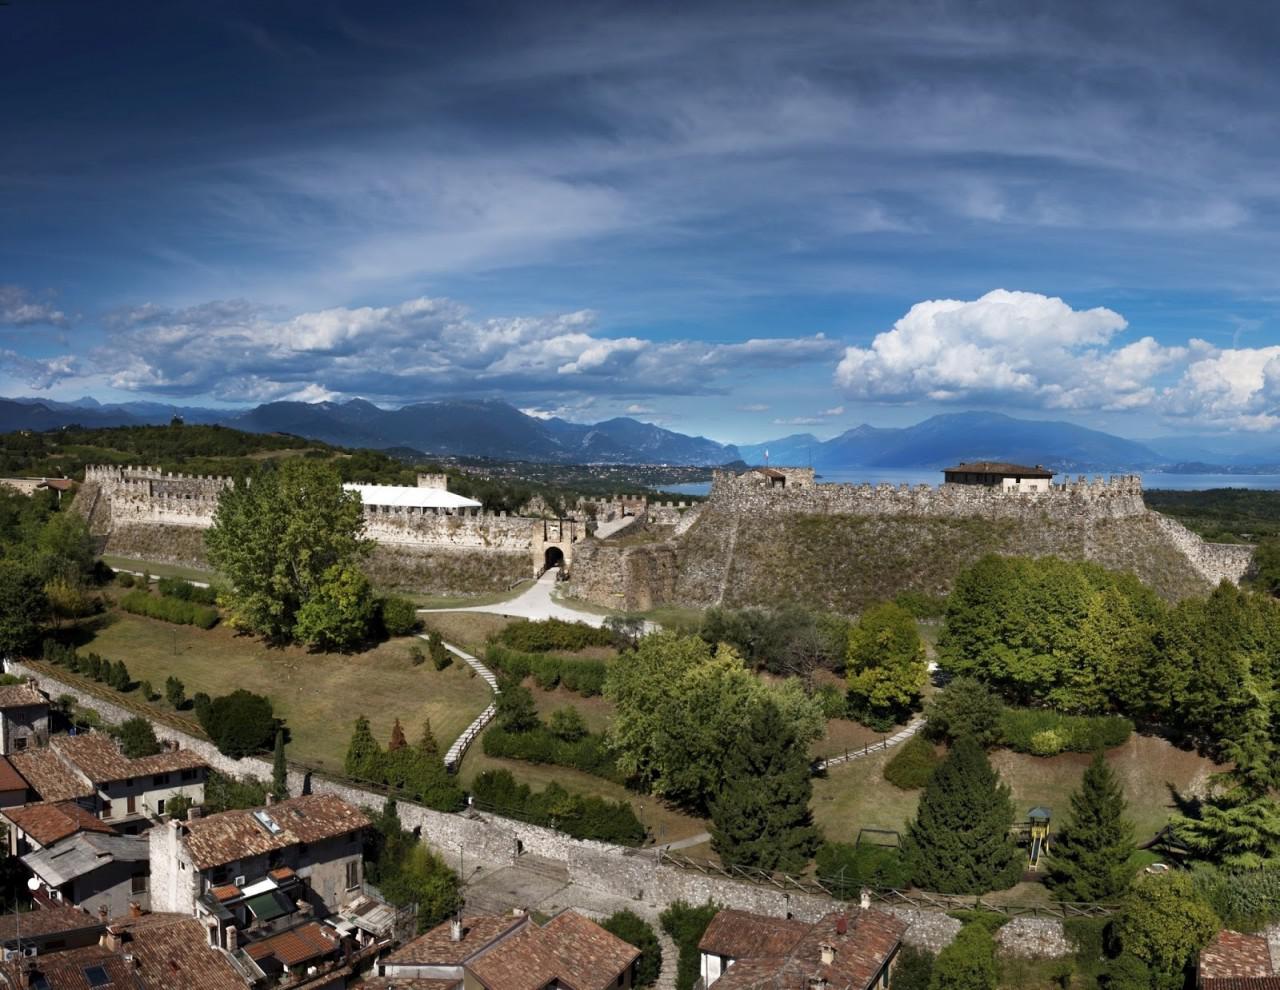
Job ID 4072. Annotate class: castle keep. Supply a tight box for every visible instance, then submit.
[76,465,581,592]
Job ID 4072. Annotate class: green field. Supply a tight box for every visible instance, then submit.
[814,733,1222,848]
[64,610,493,775]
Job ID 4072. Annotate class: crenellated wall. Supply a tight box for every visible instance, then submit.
[80,465,582,583]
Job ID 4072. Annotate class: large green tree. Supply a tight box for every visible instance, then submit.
[293,564,377,651]
[901,736,1021,894]
[606,633,822,811]
[205,459,371,643]
[0,561,47,657]
[846,601,927,722]
[1046,751,1134,901]
[1113,872,1219,990]
[928,923,996,990]
[709,699,822,872]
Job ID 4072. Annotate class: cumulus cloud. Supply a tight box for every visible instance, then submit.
[0,286,68,328]
[1162,343,1280,431]
[20,294,835,406]
[835,289,1184,410]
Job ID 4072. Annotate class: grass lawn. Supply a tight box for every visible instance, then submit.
[456,738,708,845]
[813,733,1224,849]
[402,582,533,609]
[102,555,220,584]
[418,613,515,652]
[64,610,493,775]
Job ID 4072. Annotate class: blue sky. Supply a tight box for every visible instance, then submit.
[4,0,1280,444]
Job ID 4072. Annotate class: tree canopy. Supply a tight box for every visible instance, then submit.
[1046,751,1134,901]
[846,601,927,722]
[205,459,371,644]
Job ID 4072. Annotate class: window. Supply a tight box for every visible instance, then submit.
[83,966,111,988]
[181,769,198,781]
[101,801,112,819]
[13,736,26,752]
[152,774,167,786]
[345,860,359,891]
[131,874,148,895]
[126,794,136,815]
[156,799,165,816]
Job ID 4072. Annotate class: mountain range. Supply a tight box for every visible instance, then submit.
[0,395,1268,472]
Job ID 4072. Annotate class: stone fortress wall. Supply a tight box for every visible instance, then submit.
[79,465,581,583]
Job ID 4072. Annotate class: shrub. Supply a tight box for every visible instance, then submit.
[892,945,935,990]
[894,589,948,619]
[120,589,217,629]
[814,683,848,720]
[198,689,277,757]
[114,571,135,588]
[166,793,193,821]
[1030,729,1066,757]
[481,725,622,782]
[925,677,1004,746]
[156,577,218,605]
[998,708,1132,754]
[659,901,720,990]
[1194,866,1280,931]
[929,922,996,990]
[203,771,268,813]
[470,770,643,845]
[495,680,539,733]
[427,630,451,670]
[884,735,941,790]
[140,680,157,702]
[485,644,608,696]
[494,617,614,653]
[408,644,425,666]
[548,706,588,742]
[165,676,186,709]
[815,841,911,895]
[379,596,419,637]
[601,910,661,987]
[118,717,161,758]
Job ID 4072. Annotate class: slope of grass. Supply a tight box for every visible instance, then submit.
[63,610,492,774]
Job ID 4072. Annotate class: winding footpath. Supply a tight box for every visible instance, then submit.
[433,639,501,770]
[815,716,928,771]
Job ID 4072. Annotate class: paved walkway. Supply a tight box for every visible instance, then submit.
[815,716,927,771]
[418,569,608,627]
[435,639,500,769]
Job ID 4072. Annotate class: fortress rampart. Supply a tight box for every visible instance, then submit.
[80,465,581,581]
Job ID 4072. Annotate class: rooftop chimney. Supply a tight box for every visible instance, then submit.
[98,905,109,923]
[450,919,463,942]
[102,926,124,952]
[835,915,848,936]
[128,901,143,918]
[265,792,275,806]
[859,888,871,910]
[819,943,835,966]
[226,926,238,953]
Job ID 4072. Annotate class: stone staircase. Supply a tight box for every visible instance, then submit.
[655,928,679,990]
[435,639,500,769]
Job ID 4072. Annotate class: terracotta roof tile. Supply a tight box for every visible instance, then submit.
[0,904,102,944]
[0,944,134,990]
[9,749,93,802]
[0,756,29,793]
[269,866,296,881]
[1201,930,1276,981]
[385,914,528,966]
[109,911,248,990]
[698,910,905,990]
[211,883,240,902]
[245,921,342,968]
[1,801,116,847]
[183,793,372,870]
[942,461,1054,478]
[51,732,207,784]
[359,980,461,990]
[467,911,638,990]
[1203,981,1280,989]
[0,682,48,709]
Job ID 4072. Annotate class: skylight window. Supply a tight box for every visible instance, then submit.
[83,965,112,987]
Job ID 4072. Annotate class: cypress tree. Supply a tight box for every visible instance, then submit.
[902,736,1021,894]
[1046,751,1134,901]
[388,718,407,751]
[271,728,289,801]
[416,719,440,764]
[345,715,384,784]
[709,699,821,873]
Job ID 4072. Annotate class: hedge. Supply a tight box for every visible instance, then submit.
[156,577,219,605]
[470,769,643,846]
[120,590,218,629]
[484,644,607,696]
[998,708,1132,755]
[481,725,623,782]
[494,617,615,653]
[883,734,941,789]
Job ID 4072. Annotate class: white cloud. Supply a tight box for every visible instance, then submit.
[0,286,68,328]
[820,405,845,416]
[30,294,836,406]
[1162,343,1280,431]
[625,403,656,414]
[736,403,770,412]
[835,289,1183,410]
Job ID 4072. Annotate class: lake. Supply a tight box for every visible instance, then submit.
[659,469,1280,497]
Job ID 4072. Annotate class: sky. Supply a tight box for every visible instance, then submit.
[4,0,1280,444]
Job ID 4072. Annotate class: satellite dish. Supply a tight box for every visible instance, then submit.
[25,878,39,892]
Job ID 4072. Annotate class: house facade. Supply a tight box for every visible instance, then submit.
[941,461,1055,493]
[0,682,51,755]
[22,831,152,918]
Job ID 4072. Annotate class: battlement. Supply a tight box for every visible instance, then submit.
[708,467,1147,521]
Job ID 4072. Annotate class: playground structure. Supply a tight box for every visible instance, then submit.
[1027,806,1052,870]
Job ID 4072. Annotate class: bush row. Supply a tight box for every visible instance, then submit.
[120,589,218,629]
[997,708,1133,755]
[156,577,219,605]
[40,641,132,692]
[485,644,607,696]
[482,724,623,782]
[471,769,644,846]
[493,617,615,653]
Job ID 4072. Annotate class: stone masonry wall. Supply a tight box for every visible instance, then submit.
[6,661,1073,959]
[568,539,679,611]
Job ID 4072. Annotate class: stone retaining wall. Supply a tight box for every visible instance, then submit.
[8,661,1072,958]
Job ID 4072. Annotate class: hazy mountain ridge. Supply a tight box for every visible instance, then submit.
[0,396,1266,471]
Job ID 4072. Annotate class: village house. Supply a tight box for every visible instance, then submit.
[0,903,106,958]
[149,793,372,947]
[22,831,152,918]
[8,748,96,805]
[698,908,906,990]
[941,461,1055,493]
[371,909,640,990]
[1198,928,1280,987]
[48,732,209,832]
[0,756,30,810]
[0,681,51,756]
[2,799,117,856]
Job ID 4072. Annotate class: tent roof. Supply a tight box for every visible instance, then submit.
[344,483,482,510]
